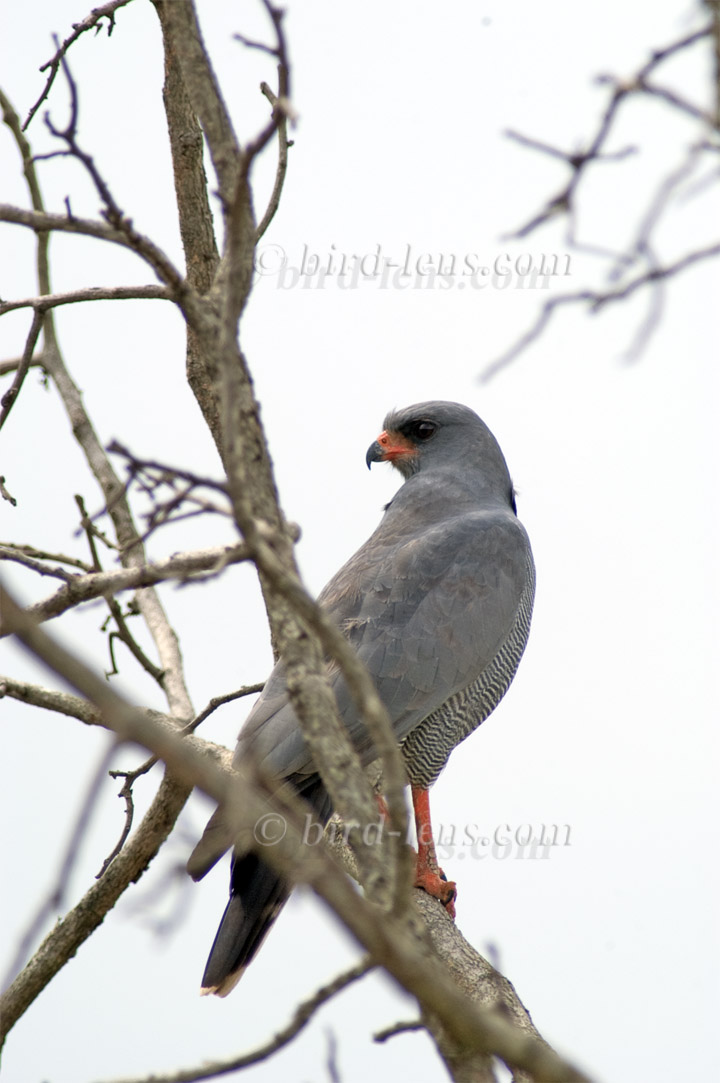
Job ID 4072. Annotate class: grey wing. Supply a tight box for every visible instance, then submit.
[237,508,532,780]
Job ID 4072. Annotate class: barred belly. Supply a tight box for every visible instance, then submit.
[401,553,536,788]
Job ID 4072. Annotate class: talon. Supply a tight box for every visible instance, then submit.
[414,866,458,919]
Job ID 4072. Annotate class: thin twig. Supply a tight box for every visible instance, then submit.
[107,441,229,494]
[1,742,119,988]
[0,310,43,433]
[241,2,293,169]
[0,542,91,572]
[96,683,264,876]
[0,546,78,582]
[255,75,291,241]
[100,959,374,1083]
[481,242,720,380]
[373,1019,424,1043]
[23,0,134,130]
[103,597,166,685]
[0,477,17,506]
[0,205,189,302]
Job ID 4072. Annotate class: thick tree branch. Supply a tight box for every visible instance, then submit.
[150,0,240,211]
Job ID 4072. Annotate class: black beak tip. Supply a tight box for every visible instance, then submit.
[366,441,382,469]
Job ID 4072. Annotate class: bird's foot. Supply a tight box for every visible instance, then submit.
[414,865,457,919]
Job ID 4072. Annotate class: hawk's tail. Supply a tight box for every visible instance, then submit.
[198,777,331,995]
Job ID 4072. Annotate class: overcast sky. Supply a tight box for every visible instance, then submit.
[1,2,719,1082]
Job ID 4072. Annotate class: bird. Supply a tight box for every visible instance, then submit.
[187,401,535,995]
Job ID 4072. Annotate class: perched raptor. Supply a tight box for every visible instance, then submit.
[188,401,535,995]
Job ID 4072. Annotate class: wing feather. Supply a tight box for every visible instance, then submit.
[237,501,531,780]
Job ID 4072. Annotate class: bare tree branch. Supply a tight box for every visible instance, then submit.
[0,356,44,377]
[0,542,92,572]
[0,583,592,1082]
[505,23,714,243]
[0,544,252,630]
[96,682,265,877]
[483,20,719,376]
[0,285,170,316]
[0,205,189,300]
[0,546,80,581]
[0,310,42,433]
[98,959,374,1083]
[2,742,119,987]
[0,674,105,725]
[0,476,17,506]
[481,242,720,381]
[255,75,291,242]
[23,0,134,131]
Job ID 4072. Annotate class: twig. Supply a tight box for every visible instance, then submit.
[0,88,195,714]
[0,477,17,506]
[0,205,189,301]
[23,0,134,130]
[0,546,79,582]
[103,596,166,685]
[0,284,170,316]
[96,765,143,878]
[74,493,165,687]
[373,1019,424,1043]
[75,493,103,570]
[107,441,229,494]
[608,142,708,283]
[1,742,119,988]
[96,683,264,875]
[325,1028,341,1083]
[0,310,43,433]
[186,683,265,734]
[241,3,293,168]
[1,544,252,629]
[255,76,291,241]
[0,542,91,572]
[481,242,720,380]
[99,959,373,1083]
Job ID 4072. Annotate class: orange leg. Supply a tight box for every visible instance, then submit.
[411,785,456,918]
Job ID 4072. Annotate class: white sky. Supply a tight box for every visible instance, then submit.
[1,2,719,1082]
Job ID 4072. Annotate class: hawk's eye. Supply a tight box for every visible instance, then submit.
[410,420,437,442]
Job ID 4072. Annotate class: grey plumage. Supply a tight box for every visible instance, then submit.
[188,401,535,994]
